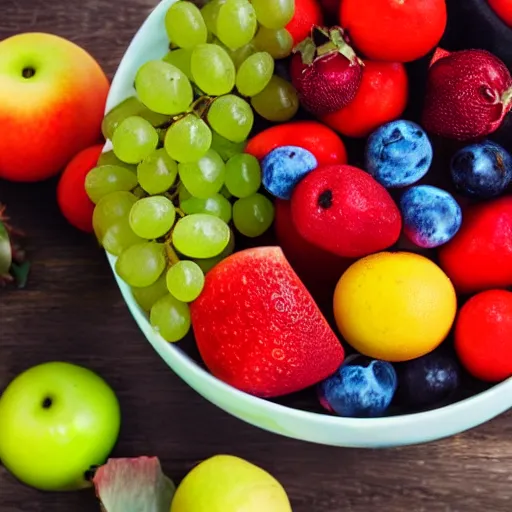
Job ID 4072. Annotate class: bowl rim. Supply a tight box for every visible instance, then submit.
[103,0,512,448]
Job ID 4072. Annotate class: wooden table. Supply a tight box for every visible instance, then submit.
[1,1,511,510]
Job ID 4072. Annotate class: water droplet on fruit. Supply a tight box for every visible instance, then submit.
[272,348,285,360]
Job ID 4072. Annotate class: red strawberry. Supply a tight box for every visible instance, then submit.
[438,195,512,294]
[422,48,512,141]
[190,247,345,398]
[290,26,363,116]
[291,164,402,258]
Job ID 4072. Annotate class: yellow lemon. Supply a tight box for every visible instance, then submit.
[333,251,457,362]
[170,455,292,512]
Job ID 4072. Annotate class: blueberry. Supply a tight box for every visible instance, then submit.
[262,146,317,200]
[318,355,397,418]
[400,185,462,249]
[450,140,512,199]
[394,349,461,408]
[365,120,433,188]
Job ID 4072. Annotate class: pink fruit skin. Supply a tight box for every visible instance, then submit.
[291,164,402,258]
[190,247,345,398]
[422,48,512,141]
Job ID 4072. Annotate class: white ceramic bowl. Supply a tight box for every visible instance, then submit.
[103,0,512,448]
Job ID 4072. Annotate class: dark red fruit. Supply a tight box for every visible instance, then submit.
[290,26,363,116]
[190,247,345,398]
[291,164,402,258]
[438,195,512,294]
[274,199,353,299]
[422,48,512,141]
[455,289,512,382]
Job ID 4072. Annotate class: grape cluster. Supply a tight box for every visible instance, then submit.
[86,0,298,343]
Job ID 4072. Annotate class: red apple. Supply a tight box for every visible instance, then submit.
[0,33,109,182]
[57,144,104,233]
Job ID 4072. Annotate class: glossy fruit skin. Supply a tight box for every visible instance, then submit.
[455,289,512,382]
[170,455,292,512]
[318,355,398,418]
[339,0,447,62]
[394,348,461,408]
[333,252,457,362]
[57,144,103,233]
[321,60,408,138]
[365,120,433,188]
[285,0,323,46]
[291,164,402,258]
[0,362,121,491]
[421,48,512,141]
[438,196,512,294]
[488,0,512,27]
[262,146,317,200]
[245,120,347,166]
[290,27,363,116]
[400,185,462,249]
[450,140,512,199]
[274,199,353,300]
[190,247,345,398]
[0,33,109,182]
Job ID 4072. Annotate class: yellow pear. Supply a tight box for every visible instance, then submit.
[170,454,292,512]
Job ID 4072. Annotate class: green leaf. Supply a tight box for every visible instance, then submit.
[10,261,30,289]
[93,457,176,512]
[0,220,12,276]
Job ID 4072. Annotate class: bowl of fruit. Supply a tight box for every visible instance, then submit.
[88,0,512,448]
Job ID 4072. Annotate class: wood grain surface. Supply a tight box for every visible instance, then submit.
[1,1,511,511]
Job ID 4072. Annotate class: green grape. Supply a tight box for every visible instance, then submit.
[132,274,169,312]
[228,43,256,69]
[85,165,138,204]
[112,116,159,164]
[207,95,254,143]
[97,151,137,173]
[233,193,274,237]
[190,44,235,96]
[178,182,192,203]
[217,0,257,50]
[193,229,235,273]
[201,0,226,35]
[165,1,208,49]
[236,51,274,97]
[225,154,261,198]
[172,213,230,258]
[181,193,232,223]
[115,242,166,288]
[166,260,205,302]
[135,60,193,115]
[164,115,212,163]
[178,149,225,199]
[102,219,144,256]
[102,96,170,140]
[163,48,193,80]
[150,293,191,342]
[251,0,295,29]
[138,149,178,195]
[92,191,138,241]
[253,26,293,59]
[210,130,247,161]
[251,75,299,122]
[220,185,233,199]
[129,196,176,239]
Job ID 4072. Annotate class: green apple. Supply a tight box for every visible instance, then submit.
[170,455,292,512]
[0,361,121,491]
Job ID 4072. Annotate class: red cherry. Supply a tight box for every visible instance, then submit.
[57,144,103,233]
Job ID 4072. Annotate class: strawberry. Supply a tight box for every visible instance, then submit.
[422,48,512,141]
[190,247,345,398]
[290,26,363,116]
